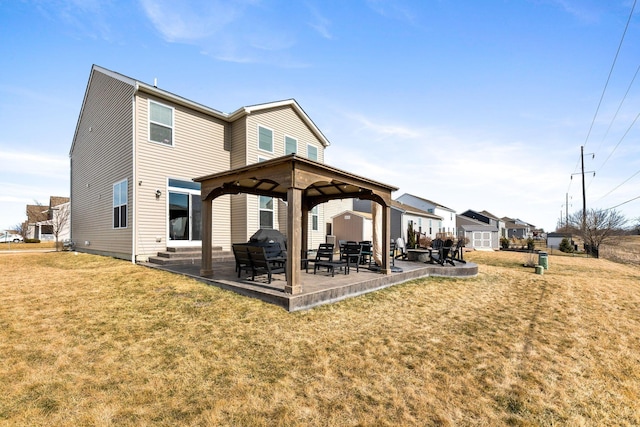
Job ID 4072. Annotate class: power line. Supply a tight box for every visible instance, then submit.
[594,63,640,156]
[597,109,640,172]
[606,194,640,211]
[597,167,640,202]
[582,0,636,151]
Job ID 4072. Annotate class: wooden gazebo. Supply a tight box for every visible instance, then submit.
[194,155,398,295]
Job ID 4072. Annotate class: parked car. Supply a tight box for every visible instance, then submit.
[0,233,24,243]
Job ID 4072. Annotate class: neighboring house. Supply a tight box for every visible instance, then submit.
[502,217,535,239]
[460,209,505,237]
[33,201,71,242]
[395,193,457,237]
[457,215,500,250]
[351,198,442,243]
[70,65,332,261]
[391,200,442,242]
[26,196,70,241]
[25,204,48,239]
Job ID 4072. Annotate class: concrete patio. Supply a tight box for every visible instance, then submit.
[142,258,478,311]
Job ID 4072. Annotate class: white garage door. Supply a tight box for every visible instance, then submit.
[472,232,492,248]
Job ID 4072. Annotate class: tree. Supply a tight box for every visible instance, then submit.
[566,208,627,258]
[407,222,416,248]
[13,221,28,239]
[49,202,70,251]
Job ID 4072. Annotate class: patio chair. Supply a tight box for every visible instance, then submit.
[395,237,408,260]
[359,241,373,267]
[247,245,286,284]
[313,243,347,277]
[451,239,467,263]
[341,242,363,273]
[389,241,397,267]
[430,238,455,266]
[232,244,253,278]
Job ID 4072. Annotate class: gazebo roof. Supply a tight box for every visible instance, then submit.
[194,154,398,208]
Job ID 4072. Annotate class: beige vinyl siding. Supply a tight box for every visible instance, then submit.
[229,118,248,244]
[134,93,231,260]
[70,70,135,259]
[243,106,327,243]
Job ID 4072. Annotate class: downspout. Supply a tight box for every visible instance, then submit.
[131,86,137,263]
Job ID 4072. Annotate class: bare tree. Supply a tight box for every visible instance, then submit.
[49,203,70,251]
[566,208,627,258]
[13,221,28,239]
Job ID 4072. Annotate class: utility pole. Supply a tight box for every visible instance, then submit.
[571,146,594,232]
[581,145,586,230]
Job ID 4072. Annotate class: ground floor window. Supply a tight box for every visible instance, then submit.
[113,179,127,229]
[259,196,274,229]
[311,205,319,231]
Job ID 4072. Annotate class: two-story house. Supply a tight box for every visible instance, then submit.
[70,65,332,262]
[394,193,456,237]
[502,217,535,239]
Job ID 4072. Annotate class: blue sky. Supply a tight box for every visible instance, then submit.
[1,0,639,233]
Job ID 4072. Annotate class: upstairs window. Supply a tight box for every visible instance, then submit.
[149,100,173,145]
[307,144,318,161]
[285,136,297,155]
[258,125,273,152]
[113,179,128,229]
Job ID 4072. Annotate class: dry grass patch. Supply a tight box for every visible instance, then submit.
[1,251,639,426]
[0,241,56,251]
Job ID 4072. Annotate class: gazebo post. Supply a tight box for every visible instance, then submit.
[200,198,213,277]
[301,205,309,255]
[381,203,392,274]
[286,187,302,294]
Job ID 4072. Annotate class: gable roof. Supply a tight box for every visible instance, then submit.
[456,215,498,231]
[396,193,455,212]
[391,200,442,220]
[502,217,535,228]
[72,65,330,154]
[479,210,501,221]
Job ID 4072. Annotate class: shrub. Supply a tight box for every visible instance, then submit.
[500,237,509,249]
[527,237,535,251]
[559,237,574,253]
[24,238,41,244]
[407,223,416,248]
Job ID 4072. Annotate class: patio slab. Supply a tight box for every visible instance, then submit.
[141,259,478,311]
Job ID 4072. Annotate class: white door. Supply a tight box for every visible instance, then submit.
[472,232,492,248]
[167,179,202,247]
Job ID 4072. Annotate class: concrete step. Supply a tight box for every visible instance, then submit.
[166,246,223,253]
[148,248,233,266]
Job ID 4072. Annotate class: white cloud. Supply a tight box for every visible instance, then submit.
[0,150,68,180]
[307,4,332,39]
[365,0,417,24]
[139,0,244,42]
[323,109,575,230]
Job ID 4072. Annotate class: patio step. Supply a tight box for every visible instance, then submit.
[148,246,234,266]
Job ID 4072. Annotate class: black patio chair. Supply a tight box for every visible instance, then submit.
[313,243,347,277]
[341,242,363,273]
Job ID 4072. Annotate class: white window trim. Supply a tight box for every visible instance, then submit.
[113,179,128,229]
[307,143,318,161]
[257,124,274,154]
[311,205,319,231]
[148,99,175,146]
[259,195,274,229]
[285,135,298,155]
